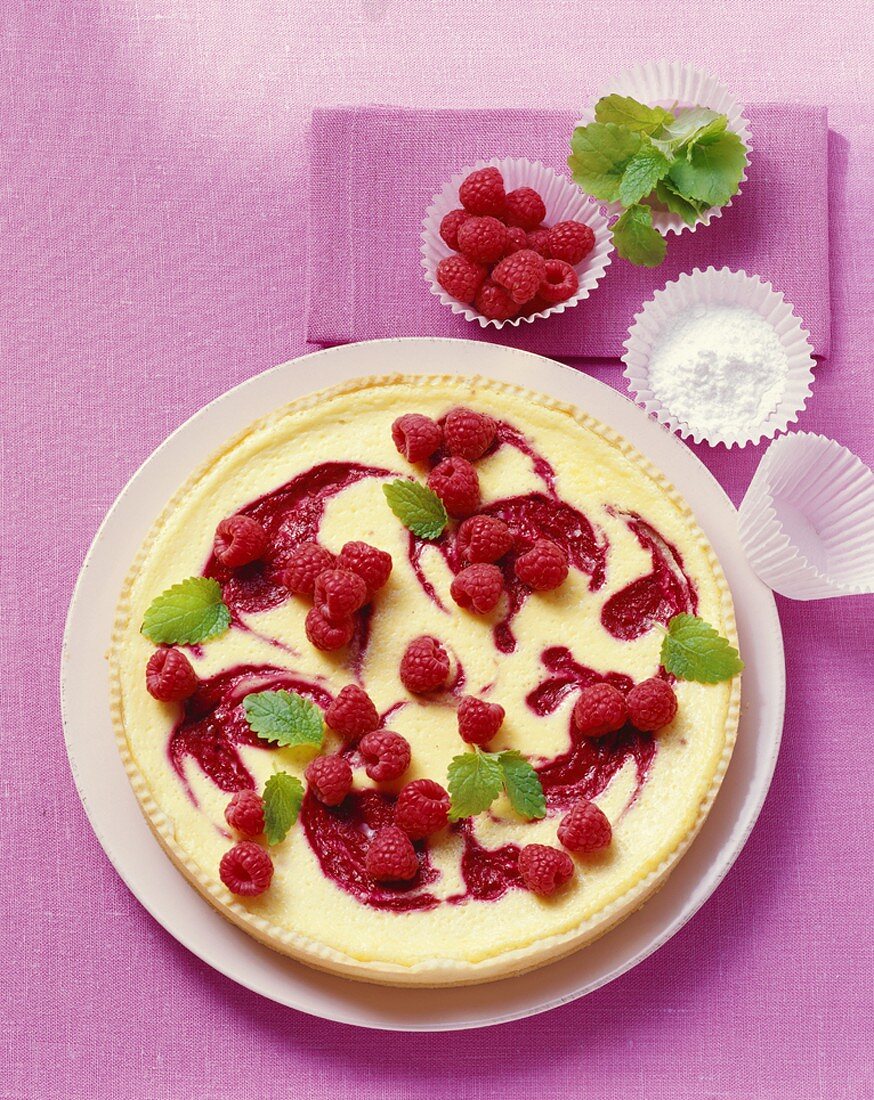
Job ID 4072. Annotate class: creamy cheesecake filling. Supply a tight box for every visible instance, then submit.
[164,424,694,915]
[112,374,739,980]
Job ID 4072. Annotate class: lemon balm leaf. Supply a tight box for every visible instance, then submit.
[263,771,305,845]
[568,122,643,202]
[447,750,504,821]
[618,143,673,207]
[660,614,744,683]
[594,95,673,135]
[668,131,747,207]
[383,479,448,540]
[243,690,325,749]
[611,204,667,267]
[141,576,230,645]
[498,751,546,820]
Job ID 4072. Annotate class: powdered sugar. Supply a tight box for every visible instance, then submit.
[647,304,790,437]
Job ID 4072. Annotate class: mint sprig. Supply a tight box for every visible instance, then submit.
[243,690,325,750]
[383,478,448,540]
[141,576,230,645]
[660,614,744,684]
[569,96,747,267]
[263,770,305,845]
[448,749,546,822]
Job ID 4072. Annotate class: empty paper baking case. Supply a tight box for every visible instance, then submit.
[738,432,874,600]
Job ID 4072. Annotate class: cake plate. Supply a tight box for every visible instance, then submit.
[61,337,784,1031]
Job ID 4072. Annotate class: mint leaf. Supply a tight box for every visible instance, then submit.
[660,614,744,683]
[383,479,448,540]
[447,750,504,821]
[618,143,672,207]
[668,130,747,207]
[658,107,727,150]
[611,204,666,267]
[263,770,304,845]
[498,751,546,820]
[594,95,672,135]
[568,122,642,202]
[655,179,707,226]
[243,690,324,750]
[141,576,230,645]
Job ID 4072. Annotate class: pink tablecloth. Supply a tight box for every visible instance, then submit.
[2,2,871,1099]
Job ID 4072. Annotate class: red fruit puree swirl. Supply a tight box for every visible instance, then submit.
[171,427,697,911]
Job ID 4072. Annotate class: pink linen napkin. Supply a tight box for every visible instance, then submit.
[307,105,830,358]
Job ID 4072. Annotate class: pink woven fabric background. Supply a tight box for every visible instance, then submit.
[2,1,871,1097]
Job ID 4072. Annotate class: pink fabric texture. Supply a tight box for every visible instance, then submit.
[308,105,830,356]
[2,2,871,1098]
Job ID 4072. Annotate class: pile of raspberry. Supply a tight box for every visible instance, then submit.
[393,405,572,607]
[435,166,596,321]
[284,538,393,653]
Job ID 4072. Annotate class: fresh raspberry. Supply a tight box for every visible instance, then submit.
[521,294,551,317]
[436,255,487,305]
[219,841,273,897]
[518,844,574,896]
[475,280,518,322]
[325,684,380,739]
[338,541,393,597]
[439,207,471,250]
[458,166,506,217]
[359,730,411,781]
[450,563,503,614]
[400,635,451,693]
[573,682,628,737]
[443,406,497,460]
[306,754,354,806]
[503,225,528,255]
[504,187,547,230]
[526,228,551,257]
[547,220,595,265]
[427,456,480,516]
[492,249,547,305]
[538,259,579,305]
[456,215,509,264]
[145,647,198,702]
[457,695,505,746]
[394,779,450,839]
[626,677,678,732]
[365,825,419,882]
[391,414,442,464]
[557,798,612,853]
[514,538,569,591]
[284,541,336,596]
[224,790,265,837]
[313,567,367,622]
[456,515,514,563]
[305,606,355,651]
[213,514,268,568]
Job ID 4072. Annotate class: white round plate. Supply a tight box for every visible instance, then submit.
[61,338,784,1031]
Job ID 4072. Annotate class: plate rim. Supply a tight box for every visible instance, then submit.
[61,337,785,1031]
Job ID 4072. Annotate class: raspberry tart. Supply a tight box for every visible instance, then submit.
[111,374,741,985]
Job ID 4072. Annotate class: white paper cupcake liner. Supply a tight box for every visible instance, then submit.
[574,61,753,235]
[738,433,874,600]
[421,156,613,329]
[622,267,815,448]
